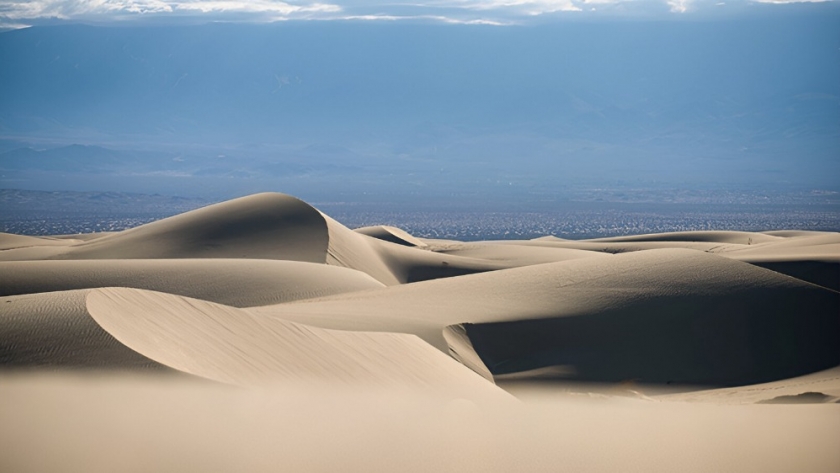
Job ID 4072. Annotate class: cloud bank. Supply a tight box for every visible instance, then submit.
[0,0,836,28]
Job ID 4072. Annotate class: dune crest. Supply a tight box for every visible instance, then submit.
[51,193,331,262]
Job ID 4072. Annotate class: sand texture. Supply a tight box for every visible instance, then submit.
[1,192,838,472]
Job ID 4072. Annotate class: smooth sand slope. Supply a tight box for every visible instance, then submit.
[85,287,508,398]
[2,373,839,473]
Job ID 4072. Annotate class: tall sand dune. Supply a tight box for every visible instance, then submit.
[49,193,330,261]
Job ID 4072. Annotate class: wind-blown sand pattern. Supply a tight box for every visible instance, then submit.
[1,192,838,472]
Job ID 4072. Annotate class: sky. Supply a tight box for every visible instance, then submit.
[0,0,838,200]
[0,0,837,29]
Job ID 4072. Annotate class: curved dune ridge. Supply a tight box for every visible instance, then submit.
[84,287,507,399]
[47,193,331,262]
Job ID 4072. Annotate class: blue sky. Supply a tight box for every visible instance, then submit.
[1,0,836,29]
[0,0,837,197]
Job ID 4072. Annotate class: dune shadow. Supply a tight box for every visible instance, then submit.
[465,286,840,387]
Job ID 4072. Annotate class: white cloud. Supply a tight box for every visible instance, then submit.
[455,0,583,14]
[0,1,173,20]
[338,13,507,23]
[667,0,691,11]
[173,0,340,15]
[0,0,340,21]
[0,0,836,26]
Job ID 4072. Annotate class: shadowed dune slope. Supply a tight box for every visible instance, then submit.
[322,213,510,285]
[514,231,840,290]
[716,233,840,291]
[0,260,384,307]
[85,287,508,399]
[355,225,428,247]
[49,193,331,262]
[254,248,840,387]
[0,290,172,372]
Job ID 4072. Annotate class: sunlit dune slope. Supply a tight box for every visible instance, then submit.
[83,287,508,399]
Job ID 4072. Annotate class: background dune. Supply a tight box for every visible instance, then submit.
[0,259,384,307]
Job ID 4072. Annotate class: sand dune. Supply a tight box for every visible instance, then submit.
[2,191,839,471]
[355,225,429,247]
[254,248,839,386]
[0,232,79,250]
[49,193,331,262]
[86,287,507,398]
[0,290,173,372]
[588,230,782,245]
[0,259,384,307]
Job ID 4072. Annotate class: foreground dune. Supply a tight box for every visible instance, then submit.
[1,191,839,471]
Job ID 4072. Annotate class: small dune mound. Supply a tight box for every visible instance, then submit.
[53,193,330,262]
[355,225,428,248]
[588,231,781,245]
[757,392,836,404]
[0,232,78,250]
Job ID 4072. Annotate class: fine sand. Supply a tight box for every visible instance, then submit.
[1,192,838,472]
